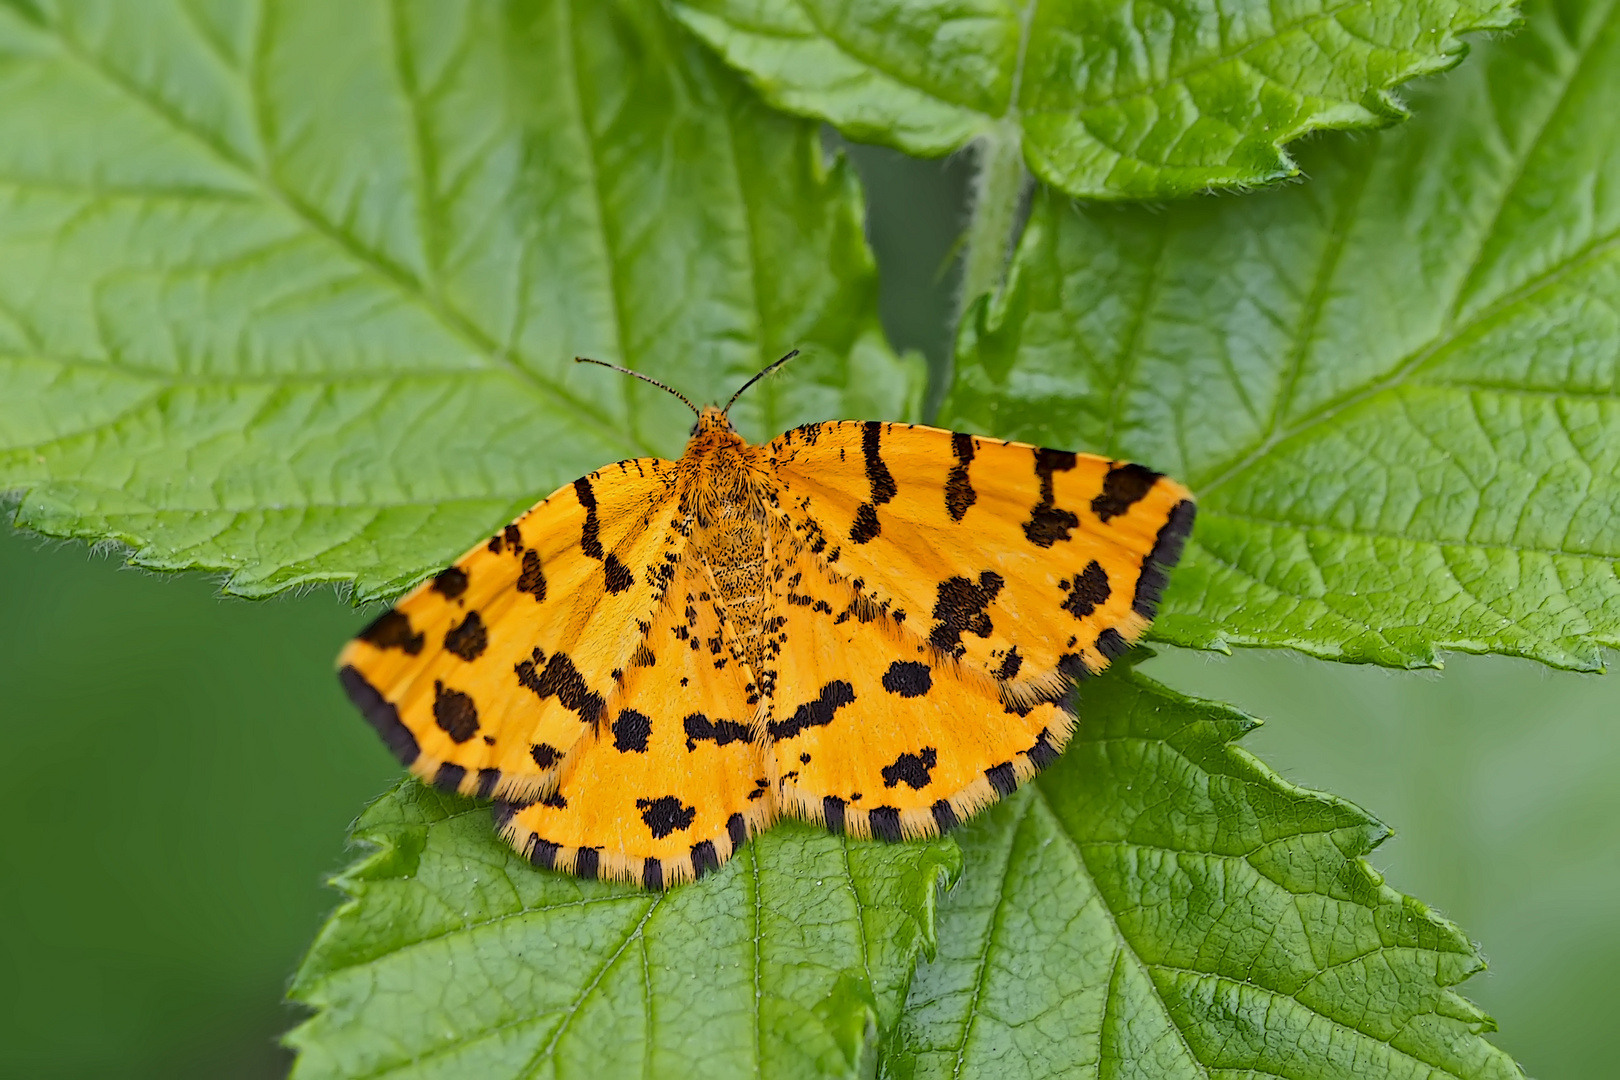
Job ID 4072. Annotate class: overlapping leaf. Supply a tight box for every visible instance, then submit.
[674,0,1517,199]
[0,0,918,600]
[884,661,1518,1080]
[945,0,1620,668]
[285,785,956,1080]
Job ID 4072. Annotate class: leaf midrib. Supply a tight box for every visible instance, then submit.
[29,10,658,458]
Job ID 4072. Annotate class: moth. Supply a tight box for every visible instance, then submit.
[338,354,1195,888]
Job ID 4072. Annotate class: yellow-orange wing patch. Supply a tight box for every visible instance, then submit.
[767,541,1076,842]
[496,556,774,888]
[764,421,1194,698]
[337,458,688,803]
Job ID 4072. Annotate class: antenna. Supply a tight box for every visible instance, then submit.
[723,349,802,415]
[574,357,700,416]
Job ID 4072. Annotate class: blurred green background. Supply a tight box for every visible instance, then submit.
[1,142,1615,1080]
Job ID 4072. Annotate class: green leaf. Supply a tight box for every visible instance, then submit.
[673,0,1518,200]
[883,660,1518,1080]
[0,0,919,600]
[285,784,957,1080]
[944,0,1620,669]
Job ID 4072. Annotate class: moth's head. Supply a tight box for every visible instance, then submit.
[690,405,738,438]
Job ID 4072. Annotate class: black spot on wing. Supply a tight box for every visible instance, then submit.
[530,742,562,769]
[727,813,747,852]
[881,747,938,790]
[1092,462,1163,522]
[631,642,656,668]
[444,611,488,661]
[504,524,524,553]
[849,502,881,544]
[432,567,468,599]
[996,647,1023,681]
[612,709,652,753]
[574,847,600,881]
[339,665,419,765]
[931,800,959,833]
[1023,448,1079,548]
[574,477,604,559]
[881,660,932,698]
[603,553,635,594]
[515,648,605,726]
[684,712,753,750]
[358,610,424,655]
[636,795,696,839]
[433,680,480,743]
[768,680,857,740]
[643,857,664,890]
[1060,561,1112,620]
[927,571,1005,656]
[518,549,547,602]
[432,762,466,793]
[1132,499,1196,618]
[945,431,977,521]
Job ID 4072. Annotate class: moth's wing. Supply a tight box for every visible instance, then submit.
[495,557,774,889]
[767,546,1073,840]
[763,421,1194,697]
[337,458,688,802]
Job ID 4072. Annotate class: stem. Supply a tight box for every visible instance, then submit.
[956,124,1029,323]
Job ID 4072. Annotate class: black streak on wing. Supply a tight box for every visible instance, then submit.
[767,680,857,740]
[822,796,847,835]
[1023,448,1079,548]
[727,813,747,852]
[690,840,720,879]
[432,763,466,792]
[575,477,604,558]
[444,611,489,661]
[574,847,600,880]
[931,799,959,833]
[848,420,897,545]
[1096,628,1130,661]
[530,742,562,769]
[475,768,501,799]
[996,647,1023,681]
[868,806,902,842]
[643,857,664,890]
[515,649,606,726]
[527,835,561,871]
[339,665,420,765]
[1132,500,1196,618]
[684,712,754,750]
[986,761,1018,797]
[945,431,977,521]
[358,610,425,655]
[603,554,635,594]
[1092,462,1163,522]
[518,549,547,602]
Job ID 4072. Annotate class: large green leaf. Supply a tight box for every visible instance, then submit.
[945,0,1620,669]
[884,660,1518,1080]
[673,0,1517,200]
[285,785,956,1080]
[0,0,918,601]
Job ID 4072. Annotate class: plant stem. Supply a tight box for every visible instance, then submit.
[956,123,1029,323]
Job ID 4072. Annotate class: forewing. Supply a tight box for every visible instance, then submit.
[768,547,1074,841]
[763,421,1195,696]
[496,558,774,889]
[337,458,686,801]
